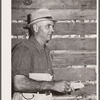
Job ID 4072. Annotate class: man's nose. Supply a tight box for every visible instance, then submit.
[50,26,54,32]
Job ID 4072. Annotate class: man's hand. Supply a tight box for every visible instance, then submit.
[52,81,72,93]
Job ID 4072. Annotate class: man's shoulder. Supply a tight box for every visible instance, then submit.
[12,39,36,54]
[12,40,29,53]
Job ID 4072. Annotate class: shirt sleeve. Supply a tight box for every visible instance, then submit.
[12,44,32,78]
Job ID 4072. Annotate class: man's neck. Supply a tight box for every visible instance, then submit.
[35,36,45,48]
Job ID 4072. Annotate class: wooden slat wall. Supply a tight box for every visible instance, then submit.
[53,67,96,81]
[52,52,96,65]
[12,9,96,20]
[48,38,96,50]
[12,0,97,99]
[12,0,96,9]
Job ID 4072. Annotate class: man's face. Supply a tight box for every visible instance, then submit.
[37,20,54,43]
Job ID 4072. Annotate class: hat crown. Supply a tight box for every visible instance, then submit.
[30,8,52,21]
[27,8,56,27]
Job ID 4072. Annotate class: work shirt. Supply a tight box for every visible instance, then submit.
[12,36,53,78]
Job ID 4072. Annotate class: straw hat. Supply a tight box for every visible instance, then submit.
[27,8,56,27]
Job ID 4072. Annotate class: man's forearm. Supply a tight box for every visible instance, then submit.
[13,75,54,93]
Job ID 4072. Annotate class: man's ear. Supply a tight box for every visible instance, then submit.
[33,24,38,33]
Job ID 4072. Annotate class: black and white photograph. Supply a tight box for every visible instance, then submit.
[2,0,98,100]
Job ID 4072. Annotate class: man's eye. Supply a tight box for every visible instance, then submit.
[46,25,50,29]
[46,24,54,29]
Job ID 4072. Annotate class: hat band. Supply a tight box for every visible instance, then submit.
[28,17,55,26]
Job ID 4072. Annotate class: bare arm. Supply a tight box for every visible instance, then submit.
[13,75,72,93]
[13,75,54,93]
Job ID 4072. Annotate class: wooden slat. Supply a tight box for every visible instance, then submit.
[12,23,28,35]
[12,9,96,20]
[53,94,96,100]
[54,22,96,35]
[47,38,96,51]
[53,97,96,100]
[12,0,96,9]
[51,52,96,66]
[12,22,96,35]
[53,68,96,81]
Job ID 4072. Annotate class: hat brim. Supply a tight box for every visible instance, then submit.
[27,18,57,27]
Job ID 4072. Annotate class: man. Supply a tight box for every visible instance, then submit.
[12,8,72,100]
